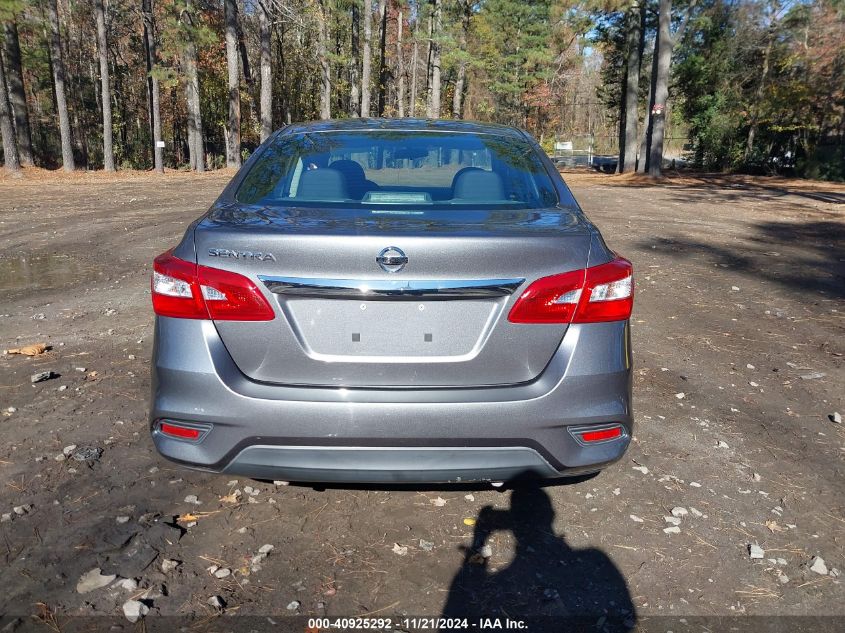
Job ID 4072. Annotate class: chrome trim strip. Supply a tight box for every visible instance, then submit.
[259,276,525,300]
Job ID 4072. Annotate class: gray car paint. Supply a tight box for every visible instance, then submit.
[151,119,631,483]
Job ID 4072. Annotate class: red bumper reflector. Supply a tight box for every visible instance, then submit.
[159,422,202,440]
[579,426,623,443]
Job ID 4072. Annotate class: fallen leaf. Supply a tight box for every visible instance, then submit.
[430,496,447,507]
[463,518,476,526]
[765,520,786,533]
[177,513,199,523]
[220,492,241,504]
[4,343,48,356]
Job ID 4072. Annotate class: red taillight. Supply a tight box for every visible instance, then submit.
[159,422,201,440]
[508,256,633,324]
[151,250,275,321]
[579,426,623,443]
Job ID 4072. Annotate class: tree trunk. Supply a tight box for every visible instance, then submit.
[183,0,204,171]
[316,0,332,119]
[410,19,418,117]
[259,1,273,140]
[426,0,441,118]
[396,10,404,117]
[648,0,672,177]
[350,2,360,116]
[376,0,387,116]
[619,0,644,173]
[451,0,470,119]
[47,0,75,171]
[0,53,20,173]
[142,0,164,173]
[224,0,241,167]
[94,0,115,171]
[636,35,657,174]
[746,32,773,159]
[361,0,372,117]
[2,22,33,166]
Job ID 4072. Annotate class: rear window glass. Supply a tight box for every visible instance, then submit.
[236,131,559,209]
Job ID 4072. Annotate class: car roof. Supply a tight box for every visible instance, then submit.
[279,118,529,140]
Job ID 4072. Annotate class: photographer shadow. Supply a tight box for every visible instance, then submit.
[441,485,635,630]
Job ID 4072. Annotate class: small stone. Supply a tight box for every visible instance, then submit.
[689,507,703,518]
[479,545,493,558]
[258,544,274,555]
[810,556,828,575]
[54,454,66,462]
[13,504,31,516]
[689,481,701,487]
[749,381,759,387]
[419,539,434,552]
[749,544,765,559]
[430,496,447,507]
[77,568,117,593]
[830,568,841,578]
[731,286,740,291]
[830,412,842,424]
[74,367,86,372]
[273,480,289,486]
[243,485,259,496]
[752,472,761,482]
[392,543,408,556]
[675,392,685,399]
[0,513,11,523]
[717,440,729,449]
[663,526,681,534]
[671,507,688,517]
[161,559,180,573]
[122,600,148,623]
[184,495,201,505]
[6,407,17,413]
[115,516,130,524]
[30,371,55,383]
[208,595,226,609]
[114,578,139,591]
[632,465,649,475]
[72,446,102,462]
[464,494,475,501]
[213,568,231,579]
[629,515,644,523]
[799,372,825,380]
[207,565,219,575]
[62,444,77,456]
[664,516,682,526]
[612,488,621,495]
[286,600,300,611]
[778,574,790,584]
[57,385,67,392]
[746,364,756,370]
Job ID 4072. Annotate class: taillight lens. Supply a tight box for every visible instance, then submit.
[151,250,275,321]
[508,256,633,324]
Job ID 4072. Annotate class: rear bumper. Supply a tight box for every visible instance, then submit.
[149,318,633,483]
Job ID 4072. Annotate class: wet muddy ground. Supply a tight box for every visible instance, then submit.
[0,170,842,629]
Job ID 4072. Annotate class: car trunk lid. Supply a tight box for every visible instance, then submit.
[194,204,592,388]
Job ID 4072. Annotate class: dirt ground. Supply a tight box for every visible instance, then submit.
[0,168,843,631]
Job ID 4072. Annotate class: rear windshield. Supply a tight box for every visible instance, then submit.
[236,131,559,209]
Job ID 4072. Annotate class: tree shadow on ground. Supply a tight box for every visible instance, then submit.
[637,220,845,300]
[575,172,845,208]
[440,486,635,631]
